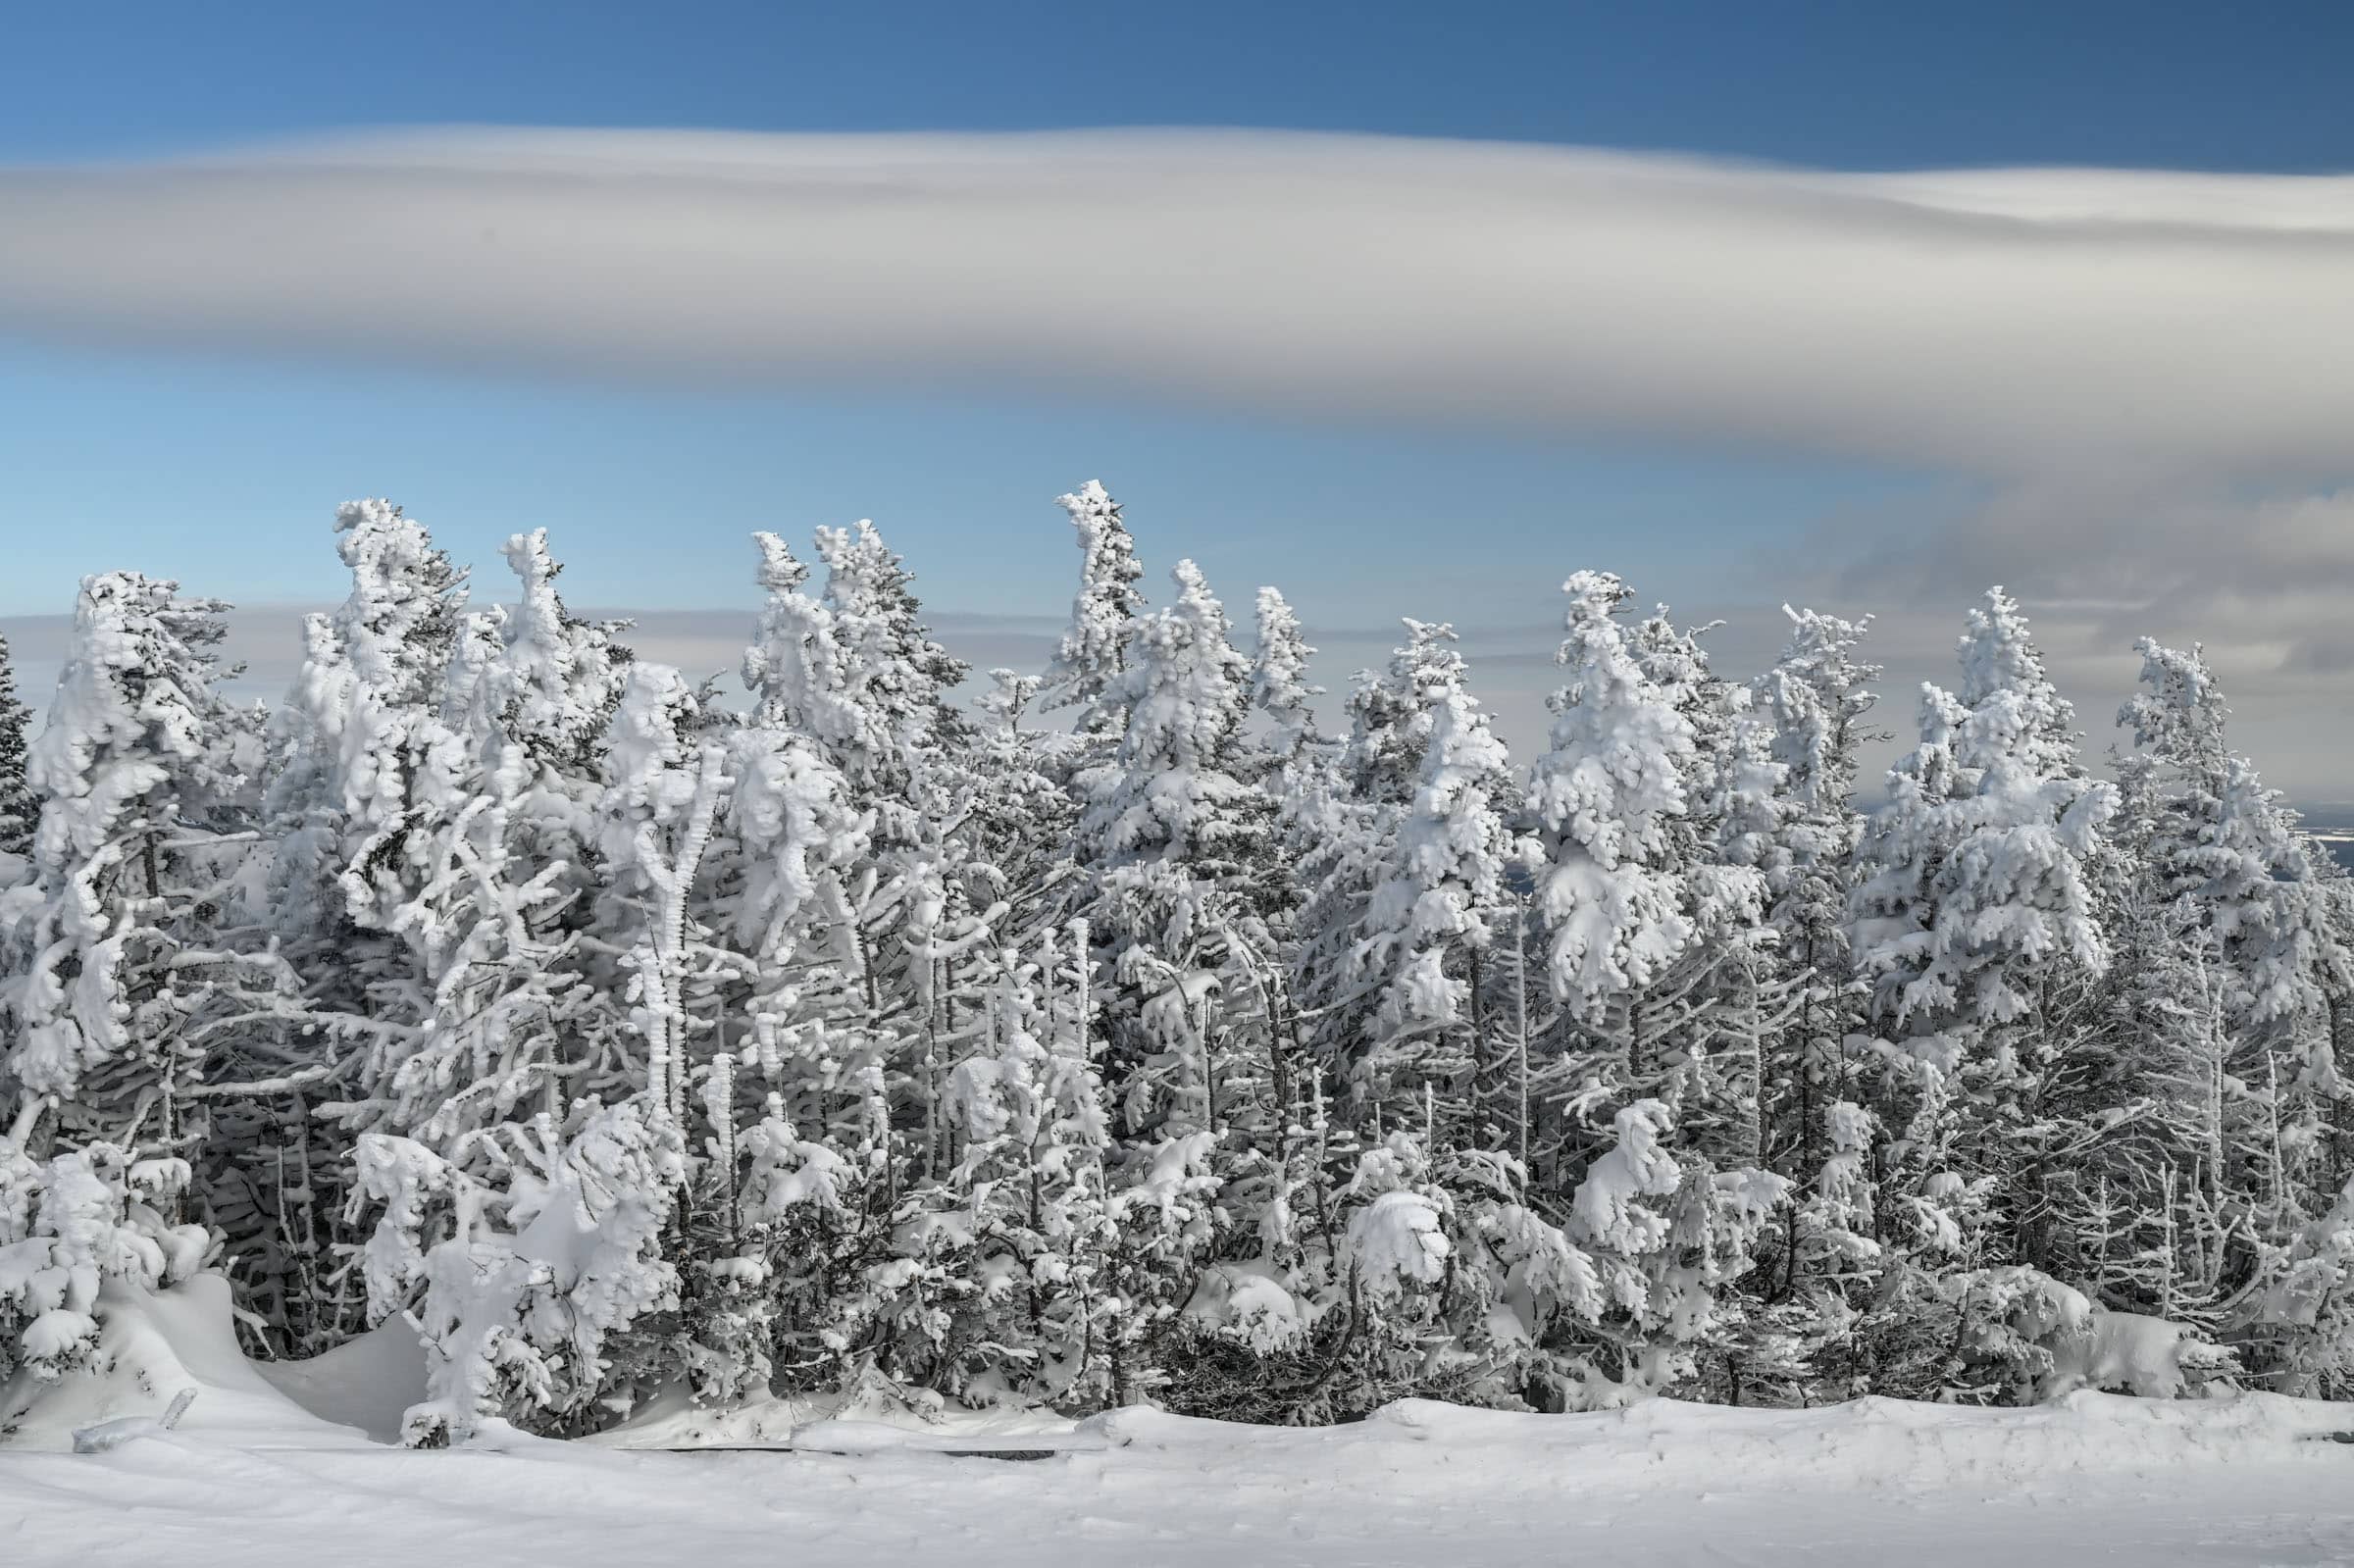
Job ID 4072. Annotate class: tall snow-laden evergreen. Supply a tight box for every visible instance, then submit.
[0,631,32,860]
[1250,586,1324,761]
[1746,606,1883,1389]
[0,573,271,1381]
[1356,624,1514,1121]
[1845,588,2124,1391]
[2107,636,2354,1390]
[5,575,259,1135]
[1524,573,1699,1024]
[1042,481,1147,737]
[1080,558,1277,1131]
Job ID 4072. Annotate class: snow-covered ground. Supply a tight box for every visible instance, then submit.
[6,1283,2354,1567]
[12,1393,2354,1567]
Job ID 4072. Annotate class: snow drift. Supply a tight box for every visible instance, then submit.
[0,1275,384,1449]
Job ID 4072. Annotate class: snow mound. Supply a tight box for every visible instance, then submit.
[250,1315,428,1445]
[0,1274,378,1450]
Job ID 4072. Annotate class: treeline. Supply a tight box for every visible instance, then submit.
[1,485,2350,1443]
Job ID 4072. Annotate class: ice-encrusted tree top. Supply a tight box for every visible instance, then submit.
[6,572,242,1104]
[1524,571,1699,1017]
[1342,619,1459,807]
[332,498,467,710]
[1756,605,1879,856]
[1360,626,1514,1074]
[747,521,970,800]
[1082,559,1257,867]
[1043,480,1147,735]
[742,531,860,750]
[24,573,237,889]
[486,528,633,778]
[2120,636,2229,805]
[269,501,468,870]
[816,518,971,762]
[1958,586,2080,781]
[1249,586,1324,759]
[2104,636,2350,1058]
[1851,589,2115,1059]
[0,630,32,858]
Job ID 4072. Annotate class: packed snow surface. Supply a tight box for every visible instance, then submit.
[8,1283,2354,1567]
[7,1391,2354,1567]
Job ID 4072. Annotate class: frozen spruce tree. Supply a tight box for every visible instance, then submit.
[1623,604,1791,1162]
[935,925,1115,1406]
[742,531,859,750]
[487,527,634,777]
[1340,619,1460,807]
[0,629,32,860]
[268,498,469,947]
[0,573,277,1379]
[734,531,896,1155]
[1850,590,2117,1084]
[333,532,660,1430]
[807,519,1011,1204]
[2121,638,2349,1095]
[1076,559,1297,1404]
[331,530,629,1146]
[1355,624,1516,1125]
[1080,559,1277,1123]
[1042,480,1148,737]
[3,574,267,1139]
[1292,620,1467,1077]
[811,517,973,790]
[1523,574,1699,1030]
[1520,577,1784,1137]
[1515,575,1793,1398]
[218,500,473,1352]
[1848,588,2116,1363]
[1745,605,1883,1385]
[1249,586,1325,761]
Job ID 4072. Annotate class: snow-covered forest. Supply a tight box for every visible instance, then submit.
[4,484,2352,1446]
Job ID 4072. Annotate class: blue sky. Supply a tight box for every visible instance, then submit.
[7,2,2350,170]
[3,2,2353,787]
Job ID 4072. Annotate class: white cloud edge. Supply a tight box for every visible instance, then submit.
[3,126,2353,474]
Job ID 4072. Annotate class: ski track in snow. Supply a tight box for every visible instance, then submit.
[8,1395,2354,1567]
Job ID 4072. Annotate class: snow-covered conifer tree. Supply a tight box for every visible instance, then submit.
[0,573,285,1375]
[1042,481,1147,737]
[4,574,265,1138]
[0,631,32,860]
[1746,607,1882,1371]
[1341,620,1460,807]
[933,925,1114,1405]
[1523,574,1699,1029]
[1848,588,2116,1354]
[1249,586,1324,761]
[1080,559,1278,1132]
[1355,629,1515,1124]
[332,530,629,1146]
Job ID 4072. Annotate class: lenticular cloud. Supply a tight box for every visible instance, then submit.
[3,126,2353,473]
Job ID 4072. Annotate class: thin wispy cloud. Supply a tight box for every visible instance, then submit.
[8,127,2353,793]
[4,127,2354,476]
